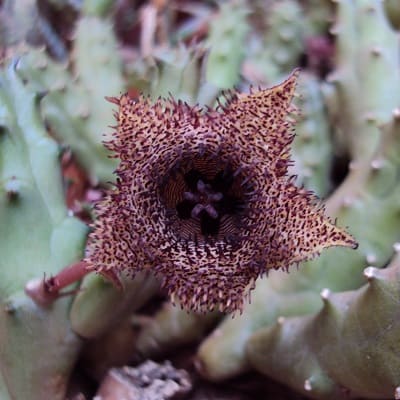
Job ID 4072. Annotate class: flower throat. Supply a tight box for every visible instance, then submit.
[176,168,243,236]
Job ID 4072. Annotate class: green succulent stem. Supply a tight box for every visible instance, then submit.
[247,252,400,399]
[0,61,87,400]
[196,0,400,382]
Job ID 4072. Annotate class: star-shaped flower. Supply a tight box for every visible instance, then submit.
[85,70,357,313]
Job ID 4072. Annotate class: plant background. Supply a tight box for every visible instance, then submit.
[1,0,400,399]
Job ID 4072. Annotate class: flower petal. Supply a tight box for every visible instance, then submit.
[258,180,358,270]
[222,69,300,176]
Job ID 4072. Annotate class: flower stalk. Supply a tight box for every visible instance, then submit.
[25,261,89,306]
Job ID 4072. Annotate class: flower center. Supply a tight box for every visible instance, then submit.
[175,168,242,236]
[183,180,222,220]
[160,155,250,242]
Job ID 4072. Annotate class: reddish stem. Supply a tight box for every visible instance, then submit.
[25,260,90,307]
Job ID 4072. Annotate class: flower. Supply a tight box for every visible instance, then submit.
[85,70,357,313]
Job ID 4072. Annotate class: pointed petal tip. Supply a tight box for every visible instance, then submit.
[290,67,301,78]
[280,67,301,91]
[105,96,121,106]
[340,229,358,250]
[332,233,358,251]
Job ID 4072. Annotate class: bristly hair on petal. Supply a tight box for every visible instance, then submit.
[85,69,358,314]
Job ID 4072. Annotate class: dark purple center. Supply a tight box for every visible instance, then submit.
[176,168,242,236]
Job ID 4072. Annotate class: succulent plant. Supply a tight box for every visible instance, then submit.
[205,0,249,89]
[0,0,70,60]
[245,87,400,398]
[0,61,87,400]
[196,120,400,382]
[245,0,305,85]
[289,72,333,197]
[195,0,400,388]
[248,252,400,399]
[324,0,399,161]
[126,44,206,105]
[70,271,159,339]
[17,14,124,184]
[302,0,334,37]
[135,303,221,359]
[2,0,400,398]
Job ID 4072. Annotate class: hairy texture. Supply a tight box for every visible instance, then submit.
[85,70,357,313]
